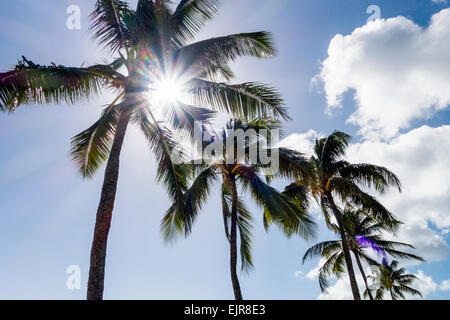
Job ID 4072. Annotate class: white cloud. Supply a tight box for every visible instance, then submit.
[305,267,319,280]
[317,9,450,139]
[277,129,322,155]
[318,269,442,300]
[440,279,450,290]
[415,270,439,298]
[346,125,450,262]
[293,258,327,281]
[304,258,327,280]
[318,274,366,300]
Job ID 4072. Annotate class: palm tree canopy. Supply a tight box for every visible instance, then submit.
[366,260,422,300]
[162,119,317,271]
[281,131,402,229]
[1,1,289,213]
[302,208,423,292]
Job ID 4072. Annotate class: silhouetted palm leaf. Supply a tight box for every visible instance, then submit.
[0,58,123,112]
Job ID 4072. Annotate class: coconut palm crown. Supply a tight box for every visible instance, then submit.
[279,131,402,300]
[302,207,423,299]
[0,0,288,299]
[365,260,422,300]
[163,118,317,299]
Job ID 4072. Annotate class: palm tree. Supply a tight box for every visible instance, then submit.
[0,0,288,300]
[365,260,422,300]
[162,119,317,300]
[302,207,423,300]
[280,131,402,300]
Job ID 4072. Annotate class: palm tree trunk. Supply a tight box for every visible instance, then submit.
[354,251,374,300]
[87,109,131,300]
[229,176,243,300]
[326,193,361,300]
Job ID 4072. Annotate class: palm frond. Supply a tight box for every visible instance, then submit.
[371,240,424,262]
[133,105,191,241]
[329,177,398,229]
[318,252,341,292]
[90,0,134,53]
[199,61,235,82]
[358,251,381,266]
[163,103,215,136]
[332,252,346,277]
[302,240,340,264]
[0,58,122,112]
[134,0,157,43]
[133,0,175,51]
[236,197,254,272]
[221,181,254,271]
[237,166,316,240]
[283,182,311,211]
[318,270,331,293]
[170,0,221,46]
[174,32,276,75]
[339,163,402,194]
[276,148,313,181]
[186,79,288,121]
[71,101,122,178]
[314,131,350,170]
[181,164,218,235]
[320,197,334,228]
[374,288,385,300]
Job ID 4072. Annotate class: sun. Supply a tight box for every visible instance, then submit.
[152,76,184,105]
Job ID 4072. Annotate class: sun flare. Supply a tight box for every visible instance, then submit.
[152,76,184,105]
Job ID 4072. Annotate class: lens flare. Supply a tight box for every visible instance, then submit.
[356,236,388,266]
[152,76,184,105]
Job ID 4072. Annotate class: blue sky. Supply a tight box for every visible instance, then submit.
[0,0,449,299]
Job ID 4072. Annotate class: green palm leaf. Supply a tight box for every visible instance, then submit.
[181,164,218,235]
[329,177,398,228]
[163,103,215,136]
[302,240,340,264]
[71,102,122,178]
[237,165,316,240]
[0,58,123,112]
[314,131,350,170]
[175,32,277,73]
[133,104,191,241]
[277,148,313,181]
[340,163,402,194]
[170,0,221,46]
[186,79,288,121]
[90,0,134,53]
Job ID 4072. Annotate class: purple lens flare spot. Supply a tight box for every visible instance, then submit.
[356,236,389,266]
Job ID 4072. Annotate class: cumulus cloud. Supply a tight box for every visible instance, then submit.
[414,270,439,297]
[304,258,327,280]
[318,269,442,300]
[316,9,450,139]
[293,270,303,278]
[346,125,450,261]
[277,129,322,155]
[318,274,366,300]
[440,279,450,290]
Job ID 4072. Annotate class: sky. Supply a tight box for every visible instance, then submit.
[0,0,449,300]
